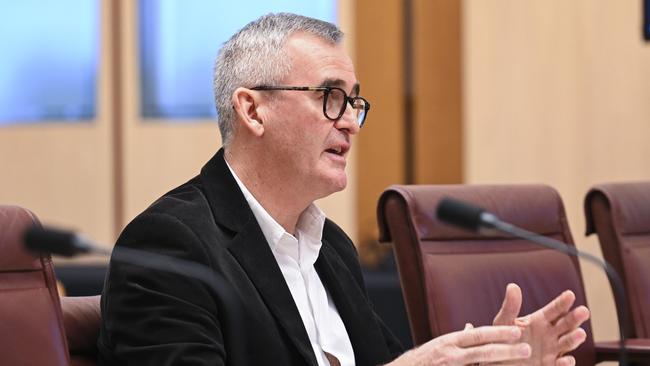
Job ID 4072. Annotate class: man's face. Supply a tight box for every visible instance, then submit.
[258,33,361,201]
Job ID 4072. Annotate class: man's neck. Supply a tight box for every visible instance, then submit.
[224,148,310,234]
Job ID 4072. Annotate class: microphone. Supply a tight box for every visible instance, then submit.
[23,225,247,365]
[437,197,629,366]
[25,226,110,257]
[436,198,494,234]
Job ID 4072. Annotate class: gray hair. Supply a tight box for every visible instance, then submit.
[213,13,343,147]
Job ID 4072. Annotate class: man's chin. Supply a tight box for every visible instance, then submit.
[319,173,348,196]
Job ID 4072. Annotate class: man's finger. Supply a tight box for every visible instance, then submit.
[541,290,575,322]
[554,305,590,335]
[555,355,576,366]
[493,283,522,326]
[454,325,522,347]
[557,327,587,354]
[461,342,531,364]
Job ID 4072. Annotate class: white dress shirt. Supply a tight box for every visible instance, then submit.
[226,162,355,366]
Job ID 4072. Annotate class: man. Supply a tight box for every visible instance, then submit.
[99,13,589,366]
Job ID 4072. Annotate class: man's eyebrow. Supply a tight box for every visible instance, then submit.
[319,78,346,88]
[319,79,361,95]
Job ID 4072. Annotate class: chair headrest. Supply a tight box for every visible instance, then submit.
[378,184,570,242]
[0,205,43,271]
[585,182,650,236]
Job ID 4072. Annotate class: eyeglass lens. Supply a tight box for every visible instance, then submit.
[324,88,345,119]
[324,88,366,126]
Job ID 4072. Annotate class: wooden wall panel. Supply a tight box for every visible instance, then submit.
[354,0,406,257]
[412,0,463,184]
[354,0,464,263]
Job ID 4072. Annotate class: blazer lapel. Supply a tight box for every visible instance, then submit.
[199,149,318,366]
[316,241,393,365]
[227,222,318,366]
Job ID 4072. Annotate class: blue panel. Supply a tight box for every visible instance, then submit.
[139,0,337,119]
[0,1,99,125]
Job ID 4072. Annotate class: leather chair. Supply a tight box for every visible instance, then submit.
[585,182,650,339]
[0,205,100,366]
[0,204,69,365]
[377,184,650,364]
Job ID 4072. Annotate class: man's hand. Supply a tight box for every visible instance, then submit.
[491,283,591,366]
[387,283,589,366]
[388,325,531,366]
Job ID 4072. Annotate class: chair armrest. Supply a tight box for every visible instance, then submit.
[61,295,101,355]
[595,339,650,363]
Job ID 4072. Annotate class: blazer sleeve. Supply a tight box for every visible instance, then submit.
[98,212,226,366]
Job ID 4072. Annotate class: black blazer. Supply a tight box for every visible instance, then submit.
[98,149,402,366]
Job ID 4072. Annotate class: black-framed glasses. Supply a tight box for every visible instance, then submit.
[250,86,370,127]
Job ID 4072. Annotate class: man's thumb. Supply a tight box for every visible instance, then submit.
[493,283,522,325]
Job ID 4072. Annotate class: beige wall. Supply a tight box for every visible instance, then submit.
[463,0,650,341]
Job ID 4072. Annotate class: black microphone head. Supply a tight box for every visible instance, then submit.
[23,226,84,257]
[436,197,486,232]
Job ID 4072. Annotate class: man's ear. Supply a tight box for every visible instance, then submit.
[232,87,265,137]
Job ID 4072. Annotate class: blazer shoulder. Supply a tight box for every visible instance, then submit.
[116,176,221,255]
[147,176,210,216]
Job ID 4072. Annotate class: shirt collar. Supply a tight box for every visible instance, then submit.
[225,159,326,263]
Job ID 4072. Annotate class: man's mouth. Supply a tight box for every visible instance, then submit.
[325,146,343,155]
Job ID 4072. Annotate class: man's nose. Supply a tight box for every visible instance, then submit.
[334,106,360,135]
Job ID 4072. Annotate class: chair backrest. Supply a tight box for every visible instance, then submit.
[377,184,596,365]
[0,205,70,366]
[585,181,650,338]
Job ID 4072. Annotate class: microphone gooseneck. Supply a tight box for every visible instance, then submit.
[437,197,629,366]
